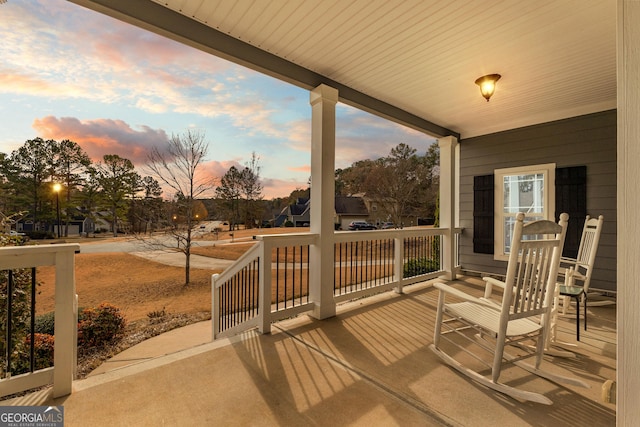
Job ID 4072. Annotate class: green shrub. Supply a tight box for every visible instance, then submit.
[78,303,126,349]
[34,312,56,335]
[24,230,54,240]
[284,220,294,227]
[35,307,88,336]
[403,257,440,278]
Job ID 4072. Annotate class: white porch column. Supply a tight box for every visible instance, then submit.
[617,0,640,424]
[309,84,338,320]
[438,136,459,280]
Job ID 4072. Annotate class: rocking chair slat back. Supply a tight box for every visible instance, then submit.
[503,215,568,319]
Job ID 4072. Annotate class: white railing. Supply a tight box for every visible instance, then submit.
[212,233,317,339]
[0,244,79,399]
[212,227,462,339]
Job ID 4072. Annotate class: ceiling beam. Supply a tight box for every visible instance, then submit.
[70,0,459,138]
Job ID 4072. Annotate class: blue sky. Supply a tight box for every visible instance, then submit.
[0,0,435,198]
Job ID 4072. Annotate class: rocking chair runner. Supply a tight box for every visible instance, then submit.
[429,212,589,404]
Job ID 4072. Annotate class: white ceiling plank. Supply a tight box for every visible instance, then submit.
[140,0,617,138]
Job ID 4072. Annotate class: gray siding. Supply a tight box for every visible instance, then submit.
[459,110,616,292]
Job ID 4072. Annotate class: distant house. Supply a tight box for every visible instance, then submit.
[275,196,375,230]
[334,196,370,230]
[276,195,428,230]
[14,210,95,237]
[355,195,426,228]
[276,198,310,227]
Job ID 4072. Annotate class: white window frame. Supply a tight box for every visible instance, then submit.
[494,163,555,261]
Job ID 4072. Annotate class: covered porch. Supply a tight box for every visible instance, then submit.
[3,0,637,423]
[2,277,616,426]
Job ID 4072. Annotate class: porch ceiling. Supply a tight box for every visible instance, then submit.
[72,0,616,139]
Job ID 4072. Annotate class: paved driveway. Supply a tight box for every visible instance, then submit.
[77,235,236,270]
[130,249,234,270]
[78,235,219,253]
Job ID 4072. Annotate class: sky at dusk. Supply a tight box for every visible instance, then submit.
[0,0,436,199]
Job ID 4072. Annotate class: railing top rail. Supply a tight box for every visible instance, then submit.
[213,241,263,287]
[0,243,80,270]
[256,233,319,247]
[334,227,453,242]
[0,243,80,255]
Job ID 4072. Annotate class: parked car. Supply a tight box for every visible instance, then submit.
[380,222,395,229]
[348,221,377,230]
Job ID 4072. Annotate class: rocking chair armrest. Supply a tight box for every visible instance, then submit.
[433,282,501,310]
[558,258,588,280]
[559,257,588,270]
[483,277,506,288]
[482,276,506,299]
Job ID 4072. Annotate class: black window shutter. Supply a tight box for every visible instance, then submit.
[473,174,494,254]
[555,166,587,258]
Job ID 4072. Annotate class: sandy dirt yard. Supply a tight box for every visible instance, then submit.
[35,227,309,322]
[36,253,219,322]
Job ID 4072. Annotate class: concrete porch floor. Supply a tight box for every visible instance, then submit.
[2,277,617,426]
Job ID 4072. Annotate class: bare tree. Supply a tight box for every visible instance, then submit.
[146,130,215,285]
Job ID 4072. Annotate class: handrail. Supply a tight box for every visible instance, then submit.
[212,227,462,339]
[334,226,446,242]
[0,243,79,399]
[212,241,261,286]
[256,232,319,246]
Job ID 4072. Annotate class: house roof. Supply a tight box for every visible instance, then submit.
[335,196,369,216]
[289,202,308,216]
[73,0,616,139]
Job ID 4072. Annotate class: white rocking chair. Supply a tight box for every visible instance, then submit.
[558,215,606,316]
[429,212,589,404]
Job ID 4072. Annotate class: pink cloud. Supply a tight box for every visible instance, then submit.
[0,71,54,95]
[288,165,311,173]
[199,160,305,199]
[29,115,308,199]
[262,178,308,199]
[32,116,169,165]
[64,8,231,76]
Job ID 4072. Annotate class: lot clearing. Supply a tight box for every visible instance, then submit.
[35,226,309,322]
[31,227,308,376]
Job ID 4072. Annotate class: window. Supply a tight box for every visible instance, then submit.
[494,163,555,260]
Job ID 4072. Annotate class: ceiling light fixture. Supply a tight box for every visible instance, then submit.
[475,74,501,102]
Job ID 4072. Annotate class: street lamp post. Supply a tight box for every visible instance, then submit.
[53,183,61,238]
[172,214,179,248]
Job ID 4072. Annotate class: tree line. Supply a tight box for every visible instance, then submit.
[1,136,438,238]
[0,132,265,239]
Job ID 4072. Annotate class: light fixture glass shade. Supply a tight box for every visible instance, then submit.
[475,74,501,101]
